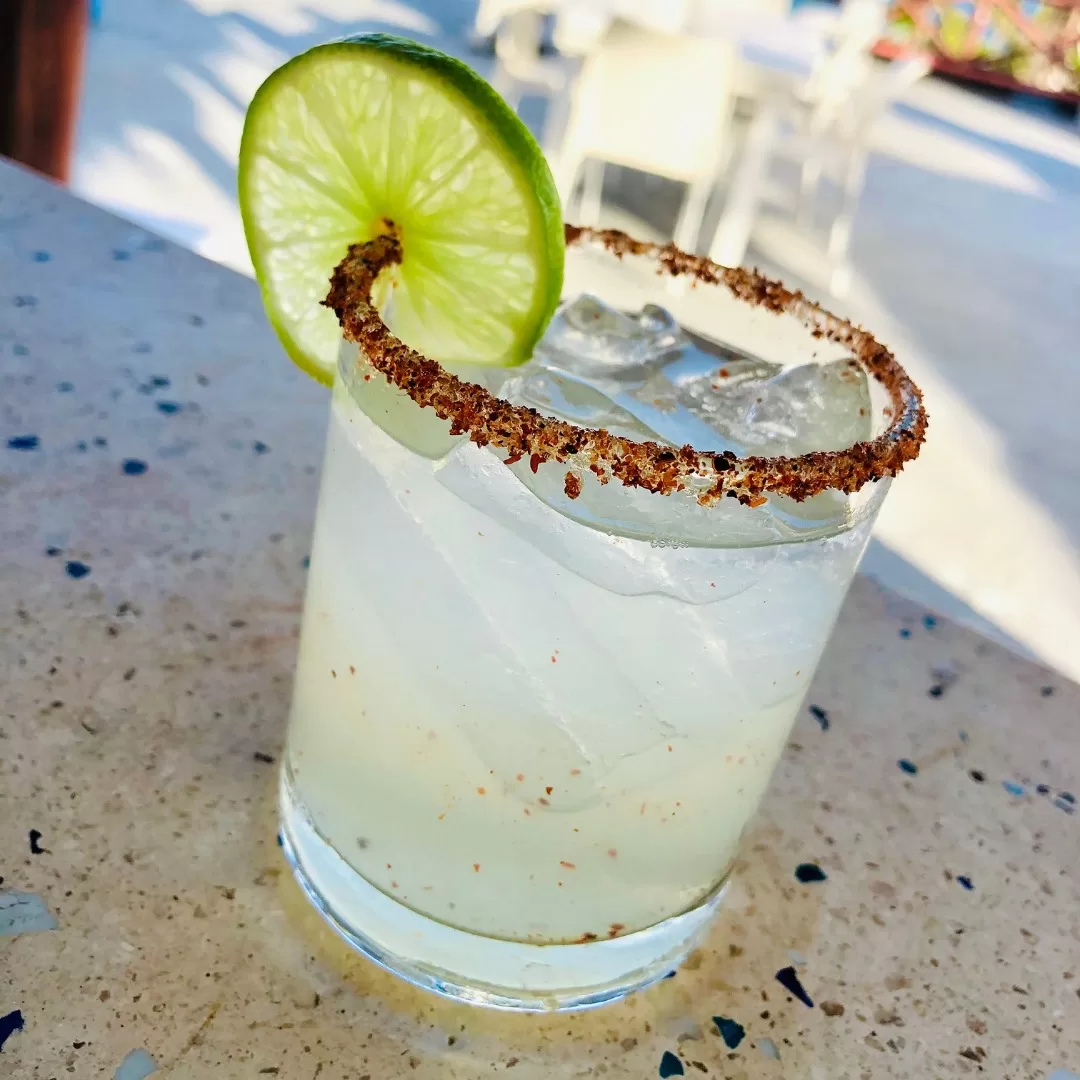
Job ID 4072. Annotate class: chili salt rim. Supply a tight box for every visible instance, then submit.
[323,224,927,505]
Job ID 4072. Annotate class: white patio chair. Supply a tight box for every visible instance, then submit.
[488,7,564,111]
[473,0,548,41]
[551,20,738,253]
[484,5,589,158]
[803,53,932,294]
[793,0,890,227]
[709,24,929,294]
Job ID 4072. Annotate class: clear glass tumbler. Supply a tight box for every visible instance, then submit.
[279,229,925,1011]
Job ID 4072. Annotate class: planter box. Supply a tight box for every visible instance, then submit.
[874,0,1080,101]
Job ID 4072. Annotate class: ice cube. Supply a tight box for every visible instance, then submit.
[528,311,757,453]
[530,298,871,458]
[609,345,772,455]
[502,368,663,442]
[665,350,782,391]
[507,452,807,550]
[492,300,864,541]
[676,357,872,457]
[535,294,684,378]
[434,438,771,601]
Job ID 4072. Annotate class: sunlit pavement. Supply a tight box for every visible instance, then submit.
[75,0,1080,681]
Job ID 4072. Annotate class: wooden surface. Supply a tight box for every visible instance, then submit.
[0,1,87,182]
[2,160,1079,1079]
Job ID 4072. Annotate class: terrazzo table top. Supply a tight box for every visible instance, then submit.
[2,159,1079,1079]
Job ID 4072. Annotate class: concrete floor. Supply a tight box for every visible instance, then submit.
[74,0,1080,681]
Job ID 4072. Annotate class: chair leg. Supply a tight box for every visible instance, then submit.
[552,143,583,217]
[472,0,503,39]
[827,142,867,264]
[797,100,837,231]
[540,82,573,160]
[709,102,777,267]
[797,155,823,231]
[826,143,867,298]
[673,175,713,254]
[489,64,521,111]
[829,261,854,298]
[578,158,605,226]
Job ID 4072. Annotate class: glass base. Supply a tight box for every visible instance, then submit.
[279,771,729,1012]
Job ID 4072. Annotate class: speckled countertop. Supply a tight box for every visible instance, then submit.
[2,159,1078,1080]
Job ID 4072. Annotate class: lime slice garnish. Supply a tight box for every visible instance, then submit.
[239,33,564,383]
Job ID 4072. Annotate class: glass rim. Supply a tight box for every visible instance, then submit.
[323,224,928,507]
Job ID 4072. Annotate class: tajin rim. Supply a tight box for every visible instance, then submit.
[323,224,927,506]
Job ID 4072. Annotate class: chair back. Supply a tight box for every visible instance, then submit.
[556,20,737,185]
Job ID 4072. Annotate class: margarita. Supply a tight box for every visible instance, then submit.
[237,35,925,1012]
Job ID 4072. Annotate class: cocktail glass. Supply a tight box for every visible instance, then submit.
[279,227,926,1012]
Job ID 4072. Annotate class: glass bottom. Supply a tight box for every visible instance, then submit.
[279,771,729,1012]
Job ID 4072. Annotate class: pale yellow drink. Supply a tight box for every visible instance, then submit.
[237,32,917,1015]
[281,306,886,1006]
